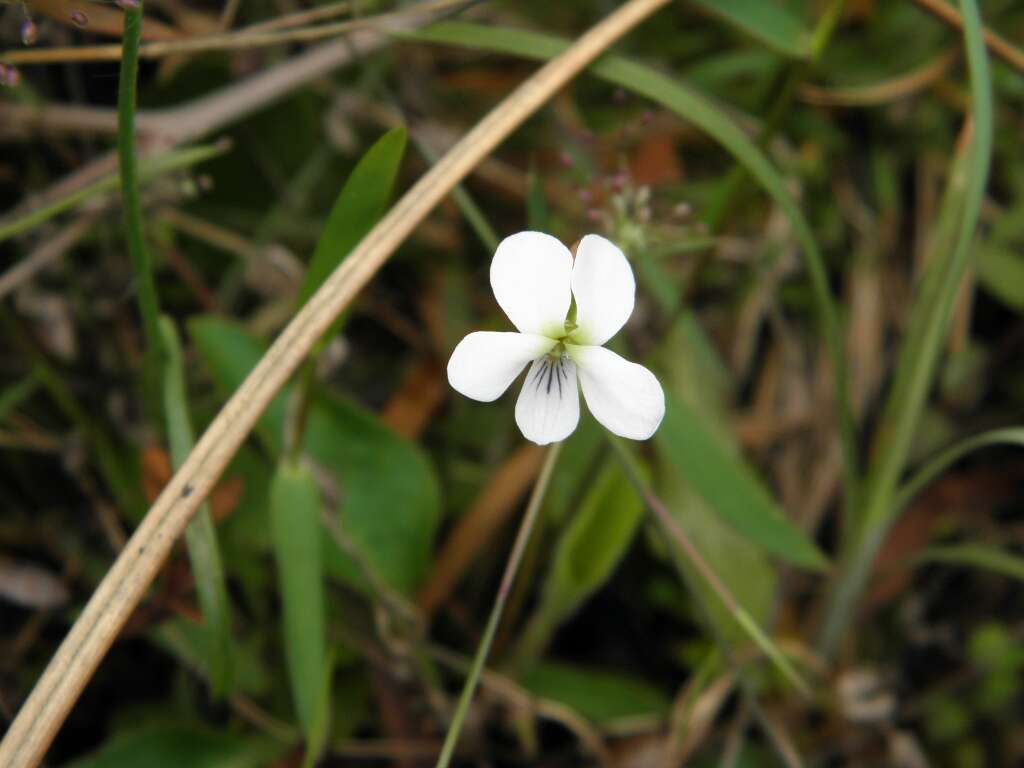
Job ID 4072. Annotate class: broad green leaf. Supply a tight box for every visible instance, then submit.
[67,724,284,768]
[269,460,329,737]
[518,460,643,659]
[647,317,777,643]
[656,395,828,570]
[917,543,1024,583]
[305,391,439,592]
[653,317,825,571]
[689,0,811,59]
[977,246,1024,311]
[189,317,439,594]
[519,662,668,726]
[298,127,406,306]
[158,317,233,697]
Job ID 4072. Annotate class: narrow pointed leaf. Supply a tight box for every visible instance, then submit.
[298,127,407,306]
[657,394,829,570]
[159,317,233,697]
[269,460,328,736]
[689,0,812,59]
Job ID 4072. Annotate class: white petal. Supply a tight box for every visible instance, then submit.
[515,355,580,445]
[490,231,573,337]
[570,345,664,440]
[570,234,636,346]
[448,332,555,402]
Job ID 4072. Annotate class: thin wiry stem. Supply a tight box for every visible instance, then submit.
[606,436,810,698]
[118,1,164,385]
[435,442,562,768]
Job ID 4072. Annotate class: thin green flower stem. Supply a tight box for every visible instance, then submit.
[435,441,563,768]
[118,2,164,396]
[606,436,810,698]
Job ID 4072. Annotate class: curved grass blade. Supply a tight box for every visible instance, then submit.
[0,142,227,245]
[895,427,1024,512]
[0,372,39,425]
[407,19,859,518]
[916,543,1024,583]
[159,317,233,697]
[818,0,994,657]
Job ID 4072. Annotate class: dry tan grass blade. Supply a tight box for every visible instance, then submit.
[0,1,670,764]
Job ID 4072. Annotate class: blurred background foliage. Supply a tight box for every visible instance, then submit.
[1,0,1024,765]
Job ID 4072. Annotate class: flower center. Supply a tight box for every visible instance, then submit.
[532,349,571,400]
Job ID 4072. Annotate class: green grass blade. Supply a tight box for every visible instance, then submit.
[526,163,549,232]
[298,127,407,306]
[407,19,859,520]
[689,0,812,59]
[158,317,233,697]
[895,427,1024,512]
[0,142,227,245]
[916,543,1024,583]
[818,0,994,657]
[268,460,329,740]
[0,372,39,424]
[117,2,161,375]
[414,135,499,253]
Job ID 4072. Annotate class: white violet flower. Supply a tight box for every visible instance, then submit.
[447,231,665,445]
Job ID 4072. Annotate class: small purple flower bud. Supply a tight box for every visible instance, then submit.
[586,208,604,223]
[70,10,89,27]
[116,0,141,9]
[2,65,22,88]
[558,151,574,169]
[21,19,38,46]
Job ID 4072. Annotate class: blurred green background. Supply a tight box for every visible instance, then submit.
[1,0,1024,765]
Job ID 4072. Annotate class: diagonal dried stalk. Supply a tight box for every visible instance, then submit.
[0,0,473,65]
[0,1,670,765]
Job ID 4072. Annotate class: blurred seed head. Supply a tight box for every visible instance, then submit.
[0,65,22,88]
[20,19,38,46]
